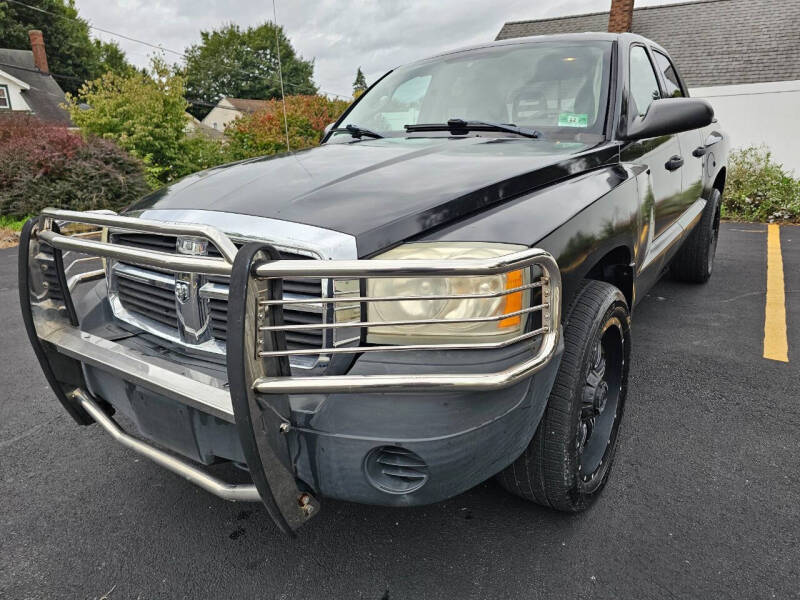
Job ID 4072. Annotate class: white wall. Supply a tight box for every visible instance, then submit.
[690,80,800,175]
[200,99,243,132]
[0,72,31,113]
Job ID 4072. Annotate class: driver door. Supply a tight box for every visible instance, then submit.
[621,44,684,241]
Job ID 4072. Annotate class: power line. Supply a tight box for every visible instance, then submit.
[6,0,352,99]
[5,0,185,57]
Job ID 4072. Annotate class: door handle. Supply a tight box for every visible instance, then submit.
[665,155,684,171]
[692,146,707,158]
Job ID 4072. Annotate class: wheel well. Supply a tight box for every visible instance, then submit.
[585,246,633,308]
[713,167,726,194]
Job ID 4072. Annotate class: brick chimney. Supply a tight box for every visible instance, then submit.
[608,0,635,33]
[28,30,49,73]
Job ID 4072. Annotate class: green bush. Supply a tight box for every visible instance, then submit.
[724,146,800,222]
[0,114,150,218]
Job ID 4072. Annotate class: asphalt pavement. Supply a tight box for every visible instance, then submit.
[1,222,798,600]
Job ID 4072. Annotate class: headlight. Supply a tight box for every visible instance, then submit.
[366,242,531,344]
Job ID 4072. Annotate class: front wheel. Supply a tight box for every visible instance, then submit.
[497,280,631,512]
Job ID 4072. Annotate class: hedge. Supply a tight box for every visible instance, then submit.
[724,146,800,223]
[0,114,150,218]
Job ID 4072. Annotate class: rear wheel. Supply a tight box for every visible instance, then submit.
[497,280,630,512]
[671,188,722,283]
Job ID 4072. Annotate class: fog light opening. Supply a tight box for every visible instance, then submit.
[364,446,429,494]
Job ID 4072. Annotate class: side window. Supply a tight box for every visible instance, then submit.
[652,50,684,98]
[628,46,660,117]
[0,85,10,110]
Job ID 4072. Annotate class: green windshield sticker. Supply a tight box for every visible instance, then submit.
[558,113,589,128]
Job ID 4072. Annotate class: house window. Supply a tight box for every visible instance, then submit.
[0,85,10,109]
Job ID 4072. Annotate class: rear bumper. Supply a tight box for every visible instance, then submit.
[20,209,563,534]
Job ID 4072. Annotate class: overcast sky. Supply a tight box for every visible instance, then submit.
[77,0,678,98]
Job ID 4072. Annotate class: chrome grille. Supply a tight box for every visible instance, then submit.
[108,232,325,356]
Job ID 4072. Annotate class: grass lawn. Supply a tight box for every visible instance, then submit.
[0,215,28,249]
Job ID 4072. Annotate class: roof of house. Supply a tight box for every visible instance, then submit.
[223,97,273,113]
[0,48,73,126]
[185,113,226,140]
[496,0,800,87]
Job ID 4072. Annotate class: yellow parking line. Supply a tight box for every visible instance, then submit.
[764,224,789,362]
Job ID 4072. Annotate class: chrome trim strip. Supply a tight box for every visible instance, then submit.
[67,268,105,291]
[40,325,234,422]
[253,327,560,395]
[73,390,259,502]
[114,262,175,289]
[640,198,706,272]
[198,282,229,301]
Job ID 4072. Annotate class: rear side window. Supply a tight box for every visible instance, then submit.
[628,46,660,117]
[652,50,684,98]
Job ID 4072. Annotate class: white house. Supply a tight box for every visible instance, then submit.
[0,30,72,126]
[200,97,272,132]
[497,0,800,173]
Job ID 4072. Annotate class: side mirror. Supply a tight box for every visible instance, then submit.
[622,98,714,141]
[323,122,335,135]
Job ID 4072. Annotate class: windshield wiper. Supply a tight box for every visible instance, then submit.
[330,123,384,139]
[405,118,541,139]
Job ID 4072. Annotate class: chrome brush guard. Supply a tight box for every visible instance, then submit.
[20,208,562,535]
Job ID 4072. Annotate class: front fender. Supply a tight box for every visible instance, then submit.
[420,163,645,312]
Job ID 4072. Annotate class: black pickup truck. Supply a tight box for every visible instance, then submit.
[19,32,727,535]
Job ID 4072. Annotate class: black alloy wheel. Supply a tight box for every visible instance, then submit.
[497,280,631,512]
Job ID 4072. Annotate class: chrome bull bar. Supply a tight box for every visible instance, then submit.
[23,208,562,534]
[36,208,562,395]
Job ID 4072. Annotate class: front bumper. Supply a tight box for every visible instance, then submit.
[19,209,562,534]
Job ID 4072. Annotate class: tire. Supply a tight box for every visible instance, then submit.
[671,188,722,283]
[497,280,631,512]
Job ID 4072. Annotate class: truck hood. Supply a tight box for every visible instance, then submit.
[131,137,619,256]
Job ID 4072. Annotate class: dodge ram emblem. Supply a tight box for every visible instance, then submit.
[174,280,191,304]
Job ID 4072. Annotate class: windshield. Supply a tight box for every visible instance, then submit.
[335,40,613,140]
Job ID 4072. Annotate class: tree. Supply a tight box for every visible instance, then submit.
[0,0,136,93]
[183,23,317,119]
[0,0,98,94]
[352,67,368,98]
[226,95,349,159]
[65,58,194,186]
[93,39,138,78]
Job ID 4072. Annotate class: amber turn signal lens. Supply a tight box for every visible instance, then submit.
[499,269,523,328]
